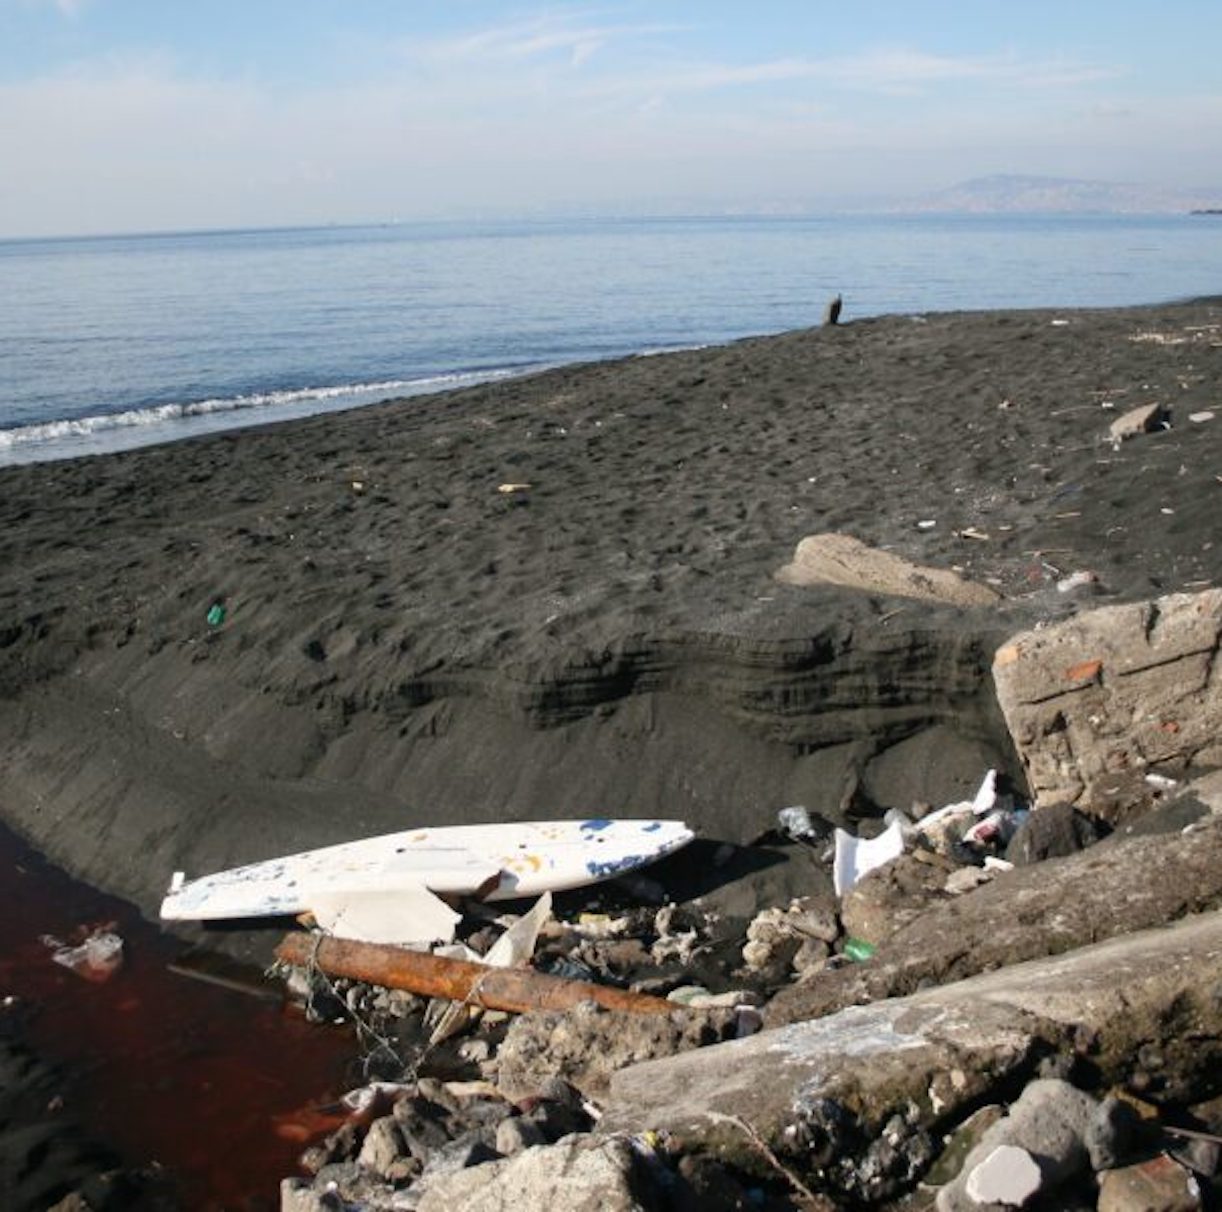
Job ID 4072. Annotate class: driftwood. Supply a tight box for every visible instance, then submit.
[276,931,677,1017]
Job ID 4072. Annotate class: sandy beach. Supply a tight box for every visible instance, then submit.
[0,300,1220,941]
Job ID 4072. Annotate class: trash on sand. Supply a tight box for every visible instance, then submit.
[275,931,677,1017]
[777,805,813,838]
[776,805,830,842]
[428,892,553,1044]
[497,483,531,494]
[42,928,124,983]
[971,769,998,815]
[832,820,905,897]
[309,885,463,949]
[843,938,876,963]
[205,601,226,626]
[1057,570,1100,594]
[963,808,1027,850]
[160,818,693,948]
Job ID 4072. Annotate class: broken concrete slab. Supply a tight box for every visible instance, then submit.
[413,1134,657,1212]
[1108,401,1170,445]
[992,589,1222,809]
[768,811,1222,1027]
[495,1001,738,1103]
[775,533,1000,607]
[599,911,1222,1205]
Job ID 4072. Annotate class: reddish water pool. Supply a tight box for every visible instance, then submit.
[0,820,355,1209]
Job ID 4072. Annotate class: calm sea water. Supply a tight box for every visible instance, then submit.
[2,213,1220,465]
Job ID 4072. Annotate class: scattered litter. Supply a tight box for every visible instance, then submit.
[916,519,937,530]
[776,805,830,842]
[497,483,531,494]
[963,808,1026,850]
[842,938,876,963]
[42,927,124,983]
[1050,319,1070,327]
[971,769,998,815]
[1190,411,1216,423]
[958,527,990,541]
[1057,570,1099,594]
[1145,773,1178,791]
[161,818,693,946]
[428,892,553,1044]
[833,821,905,897]
[205,601,226,626]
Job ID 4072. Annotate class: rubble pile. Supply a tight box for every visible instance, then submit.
[276,589,1222,1211]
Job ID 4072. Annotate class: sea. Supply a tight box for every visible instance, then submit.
[2,212,1221,466]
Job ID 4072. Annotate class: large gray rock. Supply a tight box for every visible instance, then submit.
[776,532,1001,607]
[495,1001,737,1102]
[992,590,1222,809]
[769,809,1222,1027]
[414,1134,655,1212]
[936,1079,1097,1211]
[600,911,1222,1205]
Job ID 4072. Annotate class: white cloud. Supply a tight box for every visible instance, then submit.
[0,26,1215,237]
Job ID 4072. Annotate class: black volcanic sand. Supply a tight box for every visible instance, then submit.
[1,301,1220,947]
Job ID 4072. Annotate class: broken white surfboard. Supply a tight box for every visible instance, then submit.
[159,819,694,933]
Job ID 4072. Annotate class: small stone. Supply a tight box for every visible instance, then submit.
[279,1178,345,1211]
[1109,402,1169,445]
[357,1116,406,1180]
[495,1116,547,1155]
[417,1131,500,1183]
[965,1144,1043,1206]
[1097,1154,1202,1212]
[1085,1094,1143,1171]
[1005,804,1106,866]
[944,866,992,895]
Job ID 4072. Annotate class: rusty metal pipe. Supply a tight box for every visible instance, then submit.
[276,931,678,1016]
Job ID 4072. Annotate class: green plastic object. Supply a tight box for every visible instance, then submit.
[844,937,876,963]
[206,603,226,627]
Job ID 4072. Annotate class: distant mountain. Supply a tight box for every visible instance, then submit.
[902,174,1222,215]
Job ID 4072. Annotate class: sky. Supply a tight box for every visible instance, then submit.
[2,0,1221,237]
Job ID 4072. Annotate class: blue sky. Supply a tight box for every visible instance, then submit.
[2,1,1221,236]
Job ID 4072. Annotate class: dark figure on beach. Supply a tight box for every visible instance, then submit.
[823,294,843,326]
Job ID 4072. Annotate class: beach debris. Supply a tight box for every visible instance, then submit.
[776,804,831,843]
[741,898,839,973]
[993,589,1222,810]
[160,818,693,947]
[42,926,124,983]
[822,293,843,326]
[1056,568,1100,594]
[1189,410,1216,423]
[776,532,1001,607]
[496,482,531,493]
[310,885,464,948]
[427,892,553,1044]
[1109,401,1169,447]
[832,820,905,897]
[842,937,876,963]
[275,931,678,1017]
[205,600,226,626]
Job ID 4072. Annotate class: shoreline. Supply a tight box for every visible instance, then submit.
[0,299,1219,940]
[5,294,1218,471]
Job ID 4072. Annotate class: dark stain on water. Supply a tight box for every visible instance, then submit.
[0,820,356,1210]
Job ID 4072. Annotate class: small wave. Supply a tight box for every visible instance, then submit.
[0,371,519,450]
